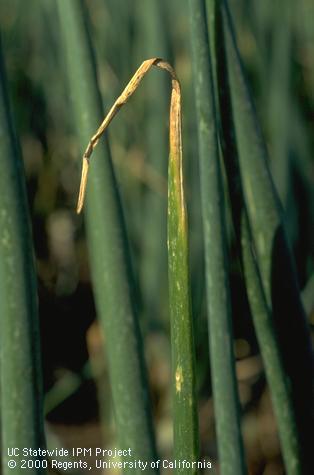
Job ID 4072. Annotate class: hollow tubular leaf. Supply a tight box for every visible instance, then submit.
[0,38,46,475]
[56,2,157,470]
[76,57,199,472]
[215,1,314,472]
[166,69,199,472]
[188,1,246,474]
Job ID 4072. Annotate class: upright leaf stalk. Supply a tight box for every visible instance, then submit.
[56,2,157,471]
[0,38,46,475]
[77,58,199,474]
[214,1,314,472]
[188,1,246,474]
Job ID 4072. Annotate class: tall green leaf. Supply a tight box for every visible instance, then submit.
[0,37,46,475]
[166,66,199,473]
[75,56,199,475]
[56,2,157,470]
[188,1,246,474]
[215,1,314,472]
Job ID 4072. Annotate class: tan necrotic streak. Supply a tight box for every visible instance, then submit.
[76,58,183,214]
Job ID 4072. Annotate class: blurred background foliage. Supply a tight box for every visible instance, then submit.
[0,0,313,473]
